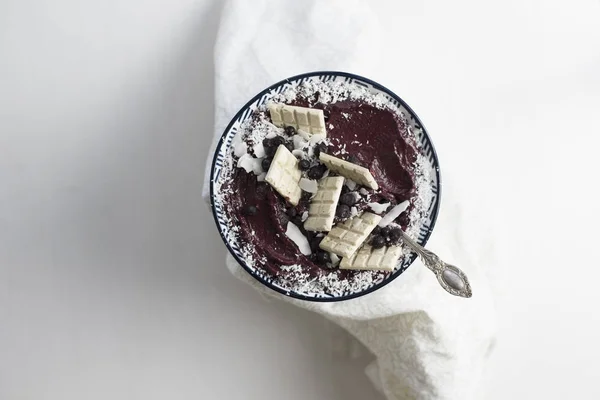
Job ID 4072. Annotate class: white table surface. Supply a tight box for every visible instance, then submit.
[1,0,599,399]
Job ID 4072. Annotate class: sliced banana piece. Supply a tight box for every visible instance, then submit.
[265,144,302,205]
[303,176,345,232]
[319,153,378,190]
[268,103,326,136]
[319,212,381,258]
[339,244,402,272]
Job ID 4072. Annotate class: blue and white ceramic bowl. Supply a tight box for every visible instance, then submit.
[210,71,441,302]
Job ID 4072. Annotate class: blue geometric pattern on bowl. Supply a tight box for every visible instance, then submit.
[210,71,441,302]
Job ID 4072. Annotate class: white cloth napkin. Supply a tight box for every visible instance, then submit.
[203,1,497,399]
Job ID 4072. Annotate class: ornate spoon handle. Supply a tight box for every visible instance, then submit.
[400,231,472,298]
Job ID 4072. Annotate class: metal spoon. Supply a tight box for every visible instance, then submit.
[400,230,472,298]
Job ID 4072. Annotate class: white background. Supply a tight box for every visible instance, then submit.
[1,0,600,399]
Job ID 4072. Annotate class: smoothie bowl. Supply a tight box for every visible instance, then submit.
[209,72,441,302]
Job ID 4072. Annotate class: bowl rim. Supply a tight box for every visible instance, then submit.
[209,70,442,302]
